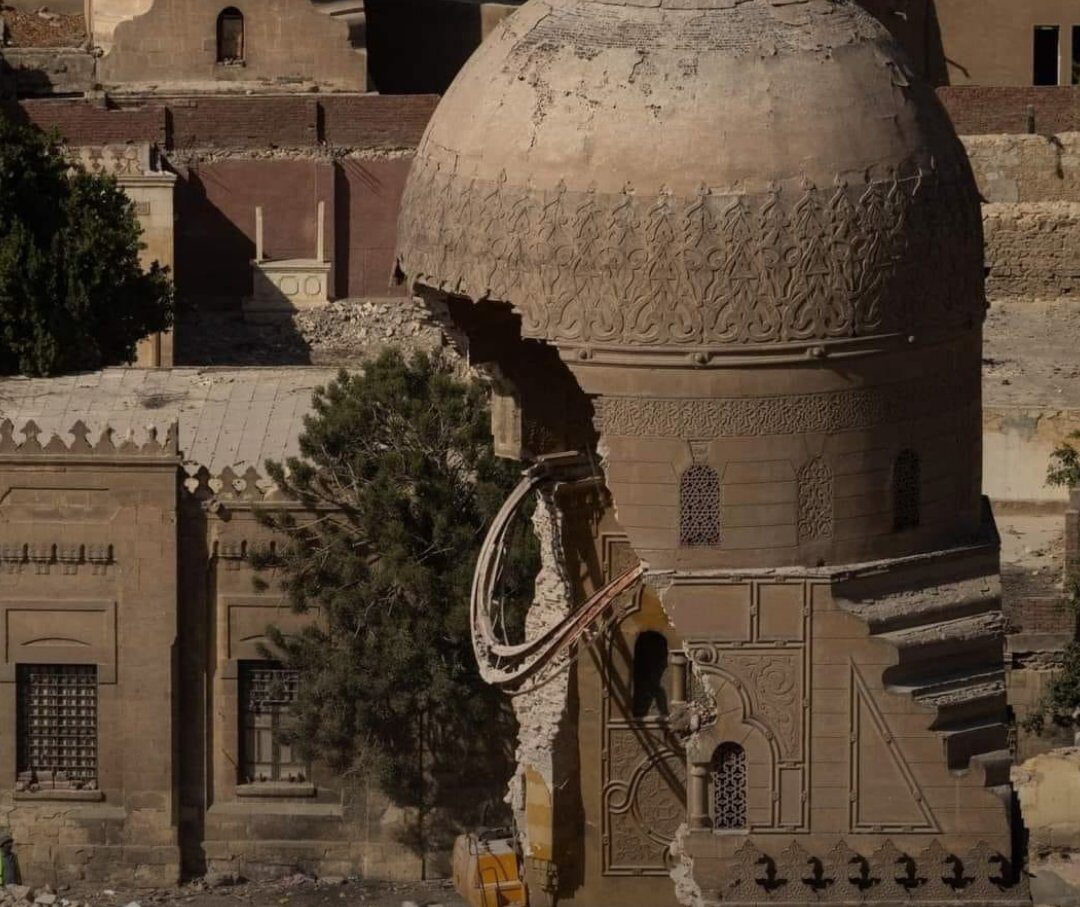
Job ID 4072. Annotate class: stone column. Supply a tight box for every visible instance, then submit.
[671,650,688,705]
[688,762,710,830]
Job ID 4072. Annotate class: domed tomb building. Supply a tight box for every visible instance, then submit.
[395,1,1024,905]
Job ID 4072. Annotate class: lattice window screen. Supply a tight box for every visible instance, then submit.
[679,465,721,547]
[17,664,97,786]
[711,742,747,830]
[239,662,306,783]
[892,449,921,531]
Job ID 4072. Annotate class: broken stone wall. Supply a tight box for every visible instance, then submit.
[959,133,1080,302]
[982,202,1080,300]
[98,0,366,91]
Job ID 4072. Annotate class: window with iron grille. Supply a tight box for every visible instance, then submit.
[17,664,97,790]
[679,465,721,547]
[710,742,747,830]
[239,662,307,784]
[892,449,921,532]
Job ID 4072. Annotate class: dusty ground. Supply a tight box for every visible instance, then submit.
[43,877,465,907]
[1,5,85,47]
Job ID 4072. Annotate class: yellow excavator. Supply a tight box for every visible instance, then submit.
[452,827,527,907]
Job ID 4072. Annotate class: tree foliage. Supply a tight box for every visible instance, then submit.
[0,113,173,376]
[253,350,535,846]
[1047,431,1080,489]
[1021,636,1080,736]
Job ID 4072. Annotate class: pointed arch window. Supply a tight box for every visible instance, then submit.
[631,631,669,718]
[710,742,747,830]
[893,449,921,532]
[679,465,721,547]
[217,7,245,63]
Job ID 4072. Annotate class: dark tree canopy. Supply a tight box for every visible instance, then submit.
[254,350,535,849]
[0,114,173,376]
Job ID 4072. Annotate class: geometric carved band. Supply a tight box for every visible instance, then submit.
[710,838,1026,905]
[594,368,978,439]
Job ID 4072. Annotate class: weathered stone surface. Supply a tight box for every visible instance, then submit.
[1015,748,1080,853]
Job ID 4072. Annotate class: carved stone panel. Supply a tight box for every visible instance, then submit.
[603,728,686,875]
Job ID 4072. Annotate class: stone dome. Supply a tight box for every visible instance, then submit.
[395,0,986,363]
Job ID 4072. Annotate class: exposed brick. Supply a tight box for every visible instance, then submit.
[168,97,319,149]
[937,86,1080,136]
[321,94,438,149]
[9,99,166,145]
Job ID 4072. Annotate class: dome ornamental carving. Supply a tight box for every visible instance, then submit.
[395,0,986,365]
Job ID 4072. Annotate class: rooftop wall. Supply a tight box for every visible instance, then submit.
[7,94,439,149]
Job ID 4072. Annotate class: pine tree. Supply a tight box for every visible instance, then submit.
[0,113,172,376]
[253,349,535,855]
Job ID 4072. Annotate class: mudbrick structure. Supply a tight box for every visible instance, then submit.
[394,1,1027,905]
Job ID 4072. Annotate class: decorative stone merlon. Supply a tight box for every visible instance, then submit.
[0,419,178,459]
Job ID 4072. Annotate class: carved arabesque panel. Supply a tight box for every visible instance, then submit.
[797,456,834,543]
[398,160,985,350]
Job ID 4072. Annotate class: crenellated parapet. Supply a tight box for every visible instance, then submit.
[684,835,1028,906]
[0,419,178,459]
[182,465,289,504]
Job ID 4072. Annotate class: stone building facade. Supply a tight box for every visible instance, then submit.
[0,369,454,885]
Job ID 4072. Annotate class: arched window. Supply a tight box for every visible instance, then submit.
[217,7,244,63]
[797,456,834,543]
[710,742,747,830]
[893,449,921,532]
[631,631,669,718]
[679,465,721,547]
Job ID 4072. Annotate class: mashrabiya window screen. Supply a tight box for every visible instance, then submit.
[17,664,97,788]
[711,742,747,830]
[679,465,721,547]
[239,662,307,784]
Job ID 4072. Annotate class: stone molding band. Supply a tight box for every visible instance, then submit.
[397,157,986,352]
[593,369,979,438]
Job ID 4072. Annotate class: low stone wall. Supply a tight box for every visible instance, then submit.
[983,202,1080,301]
[963,133,1080,204]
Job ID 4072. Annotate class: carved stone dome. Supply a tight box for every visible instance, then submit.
[396,0,989,570]
[395,0,986,363]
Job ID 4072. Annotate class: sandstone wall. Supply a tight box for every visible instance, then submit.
[964,133,1080,204]
[98,0,365,90]
[983,202,1080,301]
[958,133,1080,303]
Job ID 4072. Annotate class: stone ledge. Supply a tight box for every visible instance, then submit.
[235,782,317,799]
[13,789,104,802]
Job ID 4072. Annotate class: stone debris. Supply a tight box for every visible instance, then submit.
[0,6,85,47]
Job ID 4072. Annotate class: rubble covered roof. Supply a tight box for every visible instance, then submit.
[0,367,339,474]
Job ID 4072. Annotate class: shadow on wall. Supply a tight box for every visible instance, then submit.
[365,0,484,94]
[858,0,949,86]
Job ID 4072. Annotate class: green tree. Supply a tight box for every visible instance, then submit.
[0,113,172,376]
[1047,431,1080,490]
[253,350,535,856]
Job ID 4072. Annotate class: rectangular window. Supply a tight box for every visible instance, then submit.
[17,664,97,790]
[239,662,306,784]
[1073,26,1080,85]
[1034,25,1060,85]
